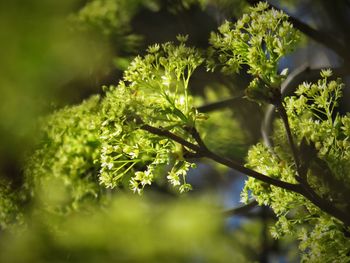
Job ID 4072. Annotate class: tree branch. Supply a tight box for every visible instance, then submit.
[287,14,348,61]
[141,123,304,194]
[189,126,304,194]
[201,145,304,194]
[142,122,350,226]
[140,124,200,152]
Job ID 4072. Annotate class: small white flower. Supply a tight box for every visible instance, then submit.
[167,171,180,186]
[161,75,170,86]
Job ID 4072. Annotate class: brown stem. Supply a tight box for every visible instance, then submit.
[143,123,304,194]
[275,101,301,172]
[301,187,350,226]
[201,146,304,194]
[140,124,200,152]
[190,126,304,193]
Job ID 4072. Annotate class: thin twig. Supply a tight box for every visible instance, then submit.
[197,96,243,113]
[224,200,258,216]
[187,126,209,151]
[262,65,350,153]
[275,101,301,171]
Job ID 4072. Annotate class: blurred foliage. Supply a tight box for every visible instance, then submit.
[195,86,248,160]
[0,0,112,186]
[0,178,25,230]
[0,193,255,263]
[69,0,160,61]
[71,0,160,37]
[25,95,104,214]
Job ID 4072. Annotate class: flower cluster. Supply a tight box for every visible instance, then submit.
[99,38,203,193]
[208,2,300,102]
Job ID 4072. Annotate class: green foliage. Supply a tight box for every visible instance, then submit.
[25,96,103,214]
[244,71,350,261]
[208,2,299,102]
[3,2,350,262]
[69,0,165,74]
[71,0,159,35]
[25,38,205,200]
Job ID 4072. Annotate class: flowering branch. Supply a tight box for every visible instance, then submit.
[246,0,349,61]
[141,123,304,194]
[274,98,350,226]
